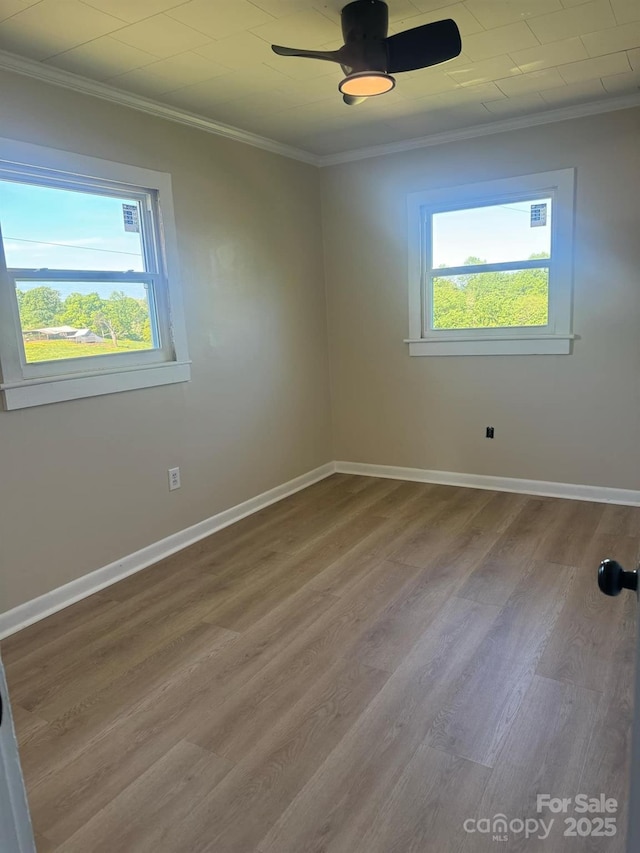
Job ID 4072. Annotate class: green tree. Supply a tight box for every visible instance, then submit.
[432,254,549,330]
[97,291,150,345]
[57,292,105,333]
[140,316,152,344]
[17,286,63,330]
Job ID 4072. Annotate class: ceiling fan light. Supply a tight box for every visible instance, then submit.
[338,71,396,97]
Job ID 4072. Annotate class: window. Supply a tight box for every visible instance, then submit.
[406,169,575,356]
[0,138,190,409]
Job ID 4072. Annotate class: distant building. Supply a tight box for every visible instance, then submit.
[70,329,105,344]
[22,326,105,344]
[22,325,79,340]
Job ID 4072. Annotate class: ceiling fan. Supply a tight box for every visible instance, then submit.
[271,0,462,105]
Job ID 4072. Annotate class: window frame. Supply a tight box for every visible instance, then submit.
[406,169,576,356]
[0,138,190,409]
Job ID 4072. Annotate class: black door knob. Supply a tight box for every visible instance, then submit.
[598,559,638,596]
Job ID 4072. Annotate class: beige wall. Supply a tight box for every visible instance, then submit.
[321,108,640,490]
[1,70,638,615]
[0,71,332,612]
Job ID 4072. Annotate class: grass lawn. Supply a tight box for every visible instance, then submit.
[24,338,152,363]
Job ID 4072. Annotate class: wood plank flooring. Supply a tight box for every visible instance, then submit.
[2,474,638,852]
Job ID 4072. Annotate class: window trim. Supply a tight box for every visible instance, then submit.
[406,169,576,356]
[0,137,190,409]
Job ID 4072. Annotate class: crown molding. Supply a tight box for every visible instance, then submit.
[317,92,640,166]
[0,47,638,170]
[0,49,322,167]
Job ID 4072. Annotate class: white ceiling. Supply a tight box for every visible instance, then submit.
[0,0,638,155]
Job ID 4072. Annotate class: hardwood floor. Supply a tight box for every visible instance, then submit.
[2,474,638,852]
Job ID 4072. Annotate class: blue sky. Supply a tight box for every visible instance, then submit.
[0,179,147,299]
[432,198,552,268]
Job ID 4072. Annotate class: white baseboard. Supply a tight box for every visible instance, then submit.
[3,458,638,640]
[0,462,336,640]
[335,461,640,507]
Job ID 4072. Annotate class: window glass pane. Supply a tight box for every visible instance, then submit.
[431,198,552,268]
[0,179,146,271]
[16,280,157,363]
[432,268,549,330]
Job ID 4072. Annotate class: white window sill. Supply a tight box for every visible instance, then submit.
[405,334,575,357]
[1,361,191,410]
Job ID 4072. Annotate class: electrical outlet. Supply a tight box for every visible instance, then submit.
[486,427,495,439]
[168,467,181,491]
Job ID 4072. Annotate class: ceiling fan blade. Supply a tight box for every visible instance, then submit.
[385,19,461,74]
[271,45,342,64]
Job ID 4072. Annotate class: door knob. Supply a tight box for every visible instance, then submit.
[598,559,638,596]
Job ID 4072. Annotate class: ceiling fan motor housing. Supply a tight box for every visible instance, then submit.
[340,0,389,74]
[341,0,389,42]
